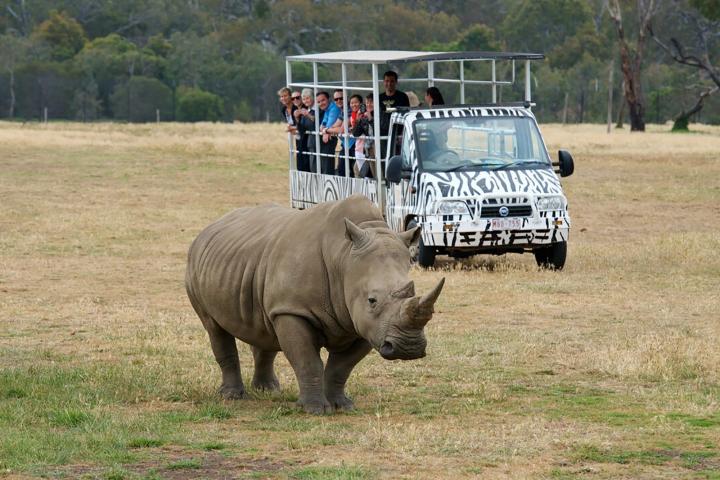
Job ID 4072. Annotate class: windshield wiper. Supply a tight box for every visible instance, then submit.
[492,160,549,171]
[442,164,474,172]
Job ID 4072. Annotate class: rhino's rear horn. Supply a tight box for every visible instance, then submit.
[403,277,445,328]
[391,280,415,299]
[344,218,370,250]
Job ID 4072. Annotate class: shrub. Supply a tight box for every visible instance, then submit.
[176,87,224,122]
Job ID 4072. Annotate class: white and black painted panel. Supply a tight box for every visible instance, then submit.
[290,171,378,209]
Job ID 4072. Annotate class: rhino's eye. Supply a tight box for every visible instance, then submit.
[368,297,377,306]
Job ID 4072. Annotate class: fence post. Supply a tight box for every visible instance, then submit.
[43,107,48,124]
[156,109,160,123]
[607,60,614,134]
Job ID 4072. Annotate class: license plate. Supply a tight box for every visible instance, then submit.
[490,218,522,230]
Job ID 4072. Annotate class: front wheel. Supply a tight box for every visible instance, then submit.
[534,241,567,270]
[407,220,436,268]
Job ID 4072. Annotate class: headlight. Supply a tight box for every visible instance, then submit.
[536,196,565,211]
[435,200,471,216]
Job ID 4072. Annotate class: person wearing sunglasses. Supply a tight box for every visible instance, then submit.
[314,90,341,174]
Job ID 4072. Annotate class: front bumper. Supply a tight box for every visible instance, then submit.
[421,215,570,249]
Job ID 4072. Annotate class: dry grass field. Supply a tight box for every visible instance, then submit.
[1,120,719,479]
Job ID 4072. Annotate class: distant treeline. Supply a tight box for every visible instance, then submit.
[0,0,718,125]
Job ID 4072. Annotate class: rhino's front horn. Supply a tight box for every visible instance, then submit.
[419,277,445,310]
[402,277,445,328]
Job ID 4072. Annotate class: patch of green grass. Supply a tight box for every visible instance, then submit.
[200,441,226,450]
[48,408,93,428]
[680,450,717,469]
[128,437,164,448]
[3,388,27,399]
[290,465,372,479]
[105,466,132,480]
[198,402,233,420]
[572,444,669,465]
[667,413,720,428]
[166,458,202,470]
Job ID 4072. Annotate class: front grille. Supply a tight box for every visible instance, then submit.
[480,205,532,218]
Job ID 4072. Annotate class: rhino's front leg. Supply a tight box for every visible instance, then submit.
[324,339,372,411]
[273,314,332,415]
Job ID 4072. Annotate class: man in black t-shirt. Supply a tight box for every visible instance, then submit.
[379,70,409,136]
[379,71,409,161]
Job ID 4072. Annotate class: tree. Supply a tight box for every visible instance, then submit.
[32,10,87,61]
[110,75,172,122]
[0,32,29,117]
[648,0,720,130]
[72,75,101,121]
[502,0,594,53]
[606,0,662,131]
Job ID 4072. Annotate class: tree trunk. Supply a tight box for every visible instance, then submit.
[8,69,15,118]
[616,91,625,129]
[672,87,718,131]
[627,96,645,131]
[607,0,657,132]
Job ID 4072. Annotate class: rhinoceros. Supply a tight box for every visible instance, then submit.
[185,195,444,414]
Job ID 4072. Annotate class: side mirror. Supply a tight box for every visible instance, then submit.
[386,155,406,184]
[557,150,575,177]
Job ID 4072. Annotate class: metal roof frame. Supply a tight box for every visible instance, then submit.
[286,50,545,64]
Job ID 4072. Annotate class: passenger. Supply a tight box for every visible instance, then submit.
[291,90,303,109]
[294,88,314,172]
[406,91,420,107]
[318,90,341,175]
[380,71,409,133]
[307,91,329,174]
[425,86,445,106]
[379,71,409,157]
[330,93,363,177]
[353,94,375,178]
[278,87,297,134]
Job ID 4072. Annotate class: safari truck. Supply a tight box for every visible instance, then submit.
[285,51,574,269]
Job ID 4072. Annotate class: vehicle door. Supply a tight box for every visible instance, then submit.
[384,115,417,232]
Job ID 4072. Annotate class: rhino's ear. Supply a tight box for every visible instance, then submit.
[344,218,370,249]
[398,226,421,248]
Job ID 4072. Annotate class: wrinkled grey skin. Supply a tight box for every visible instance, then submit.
[185,195,444,414]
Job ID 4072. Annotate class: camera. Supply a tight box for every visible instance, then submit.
[359,103,366,114]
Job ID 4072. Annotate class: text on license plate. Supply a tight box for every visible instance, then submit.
[490,218,523,230]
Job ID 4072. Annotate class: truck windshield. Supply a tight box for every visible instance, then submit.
[414,116,551,172]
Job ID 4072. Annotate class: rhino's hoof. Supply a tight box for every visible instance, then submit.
[297,398,333,415]
[328,394,355,412]
[251,378,280,392]
[219,385,247,400]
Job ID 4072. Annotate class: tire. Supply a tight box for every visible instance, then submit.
[534,241,567,270]
[407,219,436,268]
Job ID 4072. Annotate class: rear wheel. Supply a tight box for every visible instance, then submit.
[534,241,567,270]
[407,219,436,268]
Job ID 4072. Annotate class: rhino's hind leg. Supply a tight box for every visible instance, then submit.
[251,347,280,391]
[201,316,246,400]
[324,339,373,411]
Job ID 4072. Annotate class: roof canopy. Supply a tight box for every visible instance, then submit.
[286,50,544,64]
